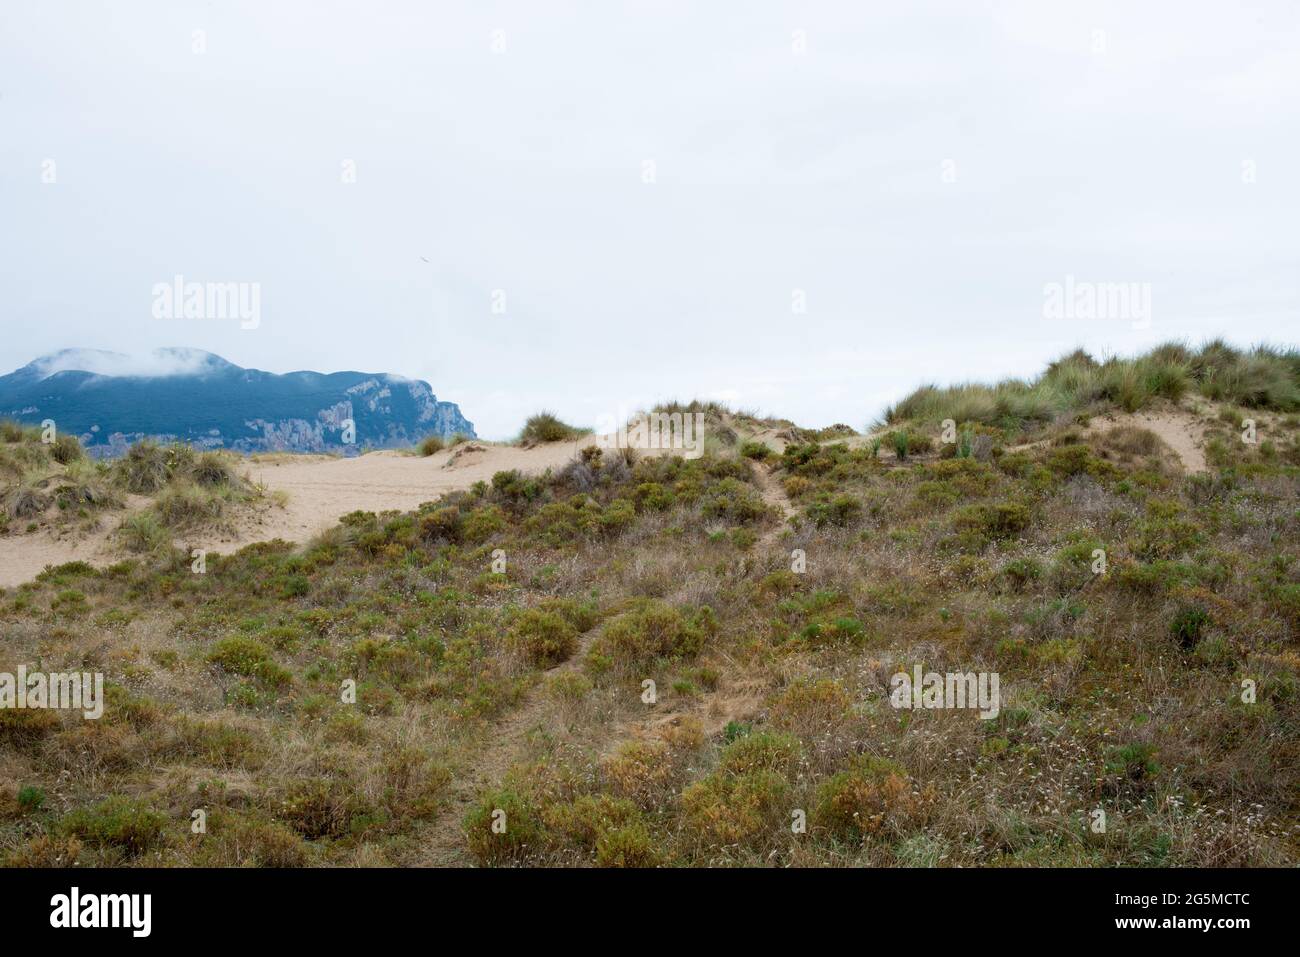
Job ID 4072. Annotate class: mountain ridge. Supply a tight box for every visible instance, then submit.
[0,349,475,455]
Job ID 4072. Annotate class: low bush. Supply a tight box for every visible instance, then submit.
[59,797,167,855]
[519,412,590,445]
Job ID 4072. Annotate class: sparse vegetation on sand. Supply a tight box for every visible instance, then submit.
[0,426,268,551]
[409,433,468,457]
[0,425,119,532]
[518,411,591,445]
[884,341,1300,434]
[1,349,1297,869]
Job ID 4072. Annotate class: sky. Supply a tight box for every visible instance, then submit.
[1,1,1297,439]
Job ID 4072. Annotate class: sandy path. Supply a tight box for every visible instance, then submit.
[750,460,798,548]
[416,616,613,866]
[414,460,792,866]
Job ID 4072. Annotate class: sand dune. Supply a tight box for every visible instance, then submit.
[0,437,640,588]
[232,439,610,545]
[0,406,1222,590]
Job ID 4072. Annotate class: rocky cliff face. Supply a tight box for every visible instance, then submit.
[0,349,476,456]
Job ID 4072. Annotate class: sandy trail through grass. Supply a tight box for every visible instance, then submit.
[414,456,794,866]
[415,626,608,867]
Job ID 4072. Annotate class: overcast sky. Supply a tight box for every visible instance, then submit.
[2,1,1296,439]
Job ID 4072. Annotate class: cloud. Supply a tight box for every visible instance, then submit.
[29,348,225,380]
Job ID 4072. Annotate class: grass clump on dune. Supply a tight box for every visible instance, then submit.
[189,451,237,488]
[49,433,83,465]
[518,411,591,445]
[0,420,39,443]
[52,460,122,512]
[112,441,173,493]
[113,442,236,492]
[0,426,119,526]
[118,511,169,553]
[151,483,228,529]
[414,433,466,456]
[110,442,257,546]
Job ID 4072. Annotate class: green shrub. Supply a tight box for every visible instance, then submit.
[806,494,862,528]
[519,411,590,445]
[681,769,789,849]
[464,788,546,865]
[419,506,463,543]
[277,778,365,840]
[225,819,309,867]
[813,755,916,841]
[419,435,445,456]
[1133,514,1203,561]
[718,730,801,776]
[206,636,290,687]
[538,596,600,633]
[1001,557,1042,588]
[699,477,767,524]
[595,821,659,867]
[633,482,674,511]
[953,501,1030,539]
[509,608,579,668]
[60,797,167,854]
[1170,604,1210,649]
[589,600,714,669]
[600,498,636,535]
[463,505,507,542]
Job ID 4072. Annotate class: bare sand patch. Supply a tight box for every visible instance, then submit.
[1088,407,1208,473]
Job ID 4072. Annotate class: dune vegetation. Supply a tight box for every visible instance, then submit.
[0,428,265,550]
[517,411,592,446]
[884,340,1300,434]
[1,343,1298,868]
